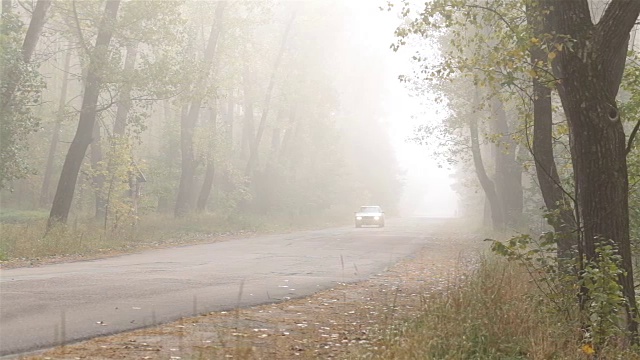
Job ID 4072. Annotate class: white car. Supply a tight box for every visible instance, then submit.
[354,205,385,228]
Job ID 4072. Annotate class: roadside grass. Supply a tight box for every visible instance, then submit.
[0,212,349,264]
[350,256,640,360]
[0,209,49,223]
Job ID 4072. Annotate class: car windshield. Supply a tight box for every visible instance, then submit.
[359,206,381,213]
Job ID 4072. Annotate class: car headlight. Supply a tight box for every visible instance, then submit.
[374,216,379,220]
[356,216,362,220]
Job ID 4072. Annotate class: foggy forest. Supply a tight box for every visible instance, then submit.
[2,0,640,358]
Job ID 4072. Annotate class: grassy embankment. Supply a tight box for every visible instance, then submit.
[351,256,640,360]
[0,209,348,263]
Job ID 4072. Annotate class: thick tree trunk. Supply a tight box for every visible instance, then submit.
[470,87,503,230]
[551,0,640,337]
[245,11,296,176]
[174,2,226,217]
[47,0,121,229]
[196,104,218,212]
[491,96,523,228]
[40,48,72,207]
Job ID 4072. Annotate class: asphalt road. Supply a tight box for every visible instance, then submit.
[0,217,444,357]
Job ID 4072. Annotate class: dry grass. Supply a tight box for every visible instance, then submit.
[350,257,640,360]
[0,212,348,266]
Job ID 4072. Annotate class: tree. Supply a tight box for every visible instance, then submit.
[470,87,504,230]
[196,103,218,212]
[39,47,72,207]
[48,0,121,229]
[0,0,52,187]
[244,9,296,177]
[549,1,640,336]
[527,0,576,258]
[174,1,226,217]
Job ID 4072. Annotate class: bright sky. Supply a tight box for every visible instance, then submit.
[342,0,459,217]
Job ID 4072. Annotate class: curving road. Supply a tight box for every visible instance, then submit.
[0,217,444,357]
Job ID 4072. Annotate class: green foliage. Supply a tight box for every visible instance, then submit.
[0,10,45,188]
[490,233,632,354]
[580,241,628,350]
[622,52,640,247]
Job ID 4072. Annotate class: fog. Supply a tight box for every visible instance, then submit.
[0,0,458,225]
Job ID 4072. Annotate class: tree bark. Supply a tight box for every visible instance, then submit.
[106,42,138,223]
[225,90,234,150]
[48,0,121,229]
[40,48,72,207]
[550,0,640,337]
[491,96,523,228]
[91,121,106,220]
[196,104,218,212]
[245,11,296,176]
[241,71,255,160]
[527,0,577,258]
[113,42,138,137]
[174,1,226,217]
[470,87,504,230]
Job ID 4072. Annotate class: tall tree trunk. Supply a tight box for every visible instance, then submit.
[279,106,297,160]
[196,103,218,212]
[40,48,72,207]
[551,1,640,337]
[156,100,174,213]
[470,87,503,230]
[241,71,255,160]
[226,90,234,150]
[47,0,121,229]
[113,42,138,137]
[491,96,523,228]
[106,42,138,222]
[174,1,226,217]
[527,0,577,258]
[245,11,296,176]
[91,122,106,220]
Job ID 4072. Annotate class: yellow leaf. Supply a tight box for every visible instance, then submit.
[581,343,595,355]
[548,51,557,60]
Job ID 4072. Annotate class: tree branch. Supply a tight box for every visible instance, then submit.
[627,118,640,155]
[597,0,640,56]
